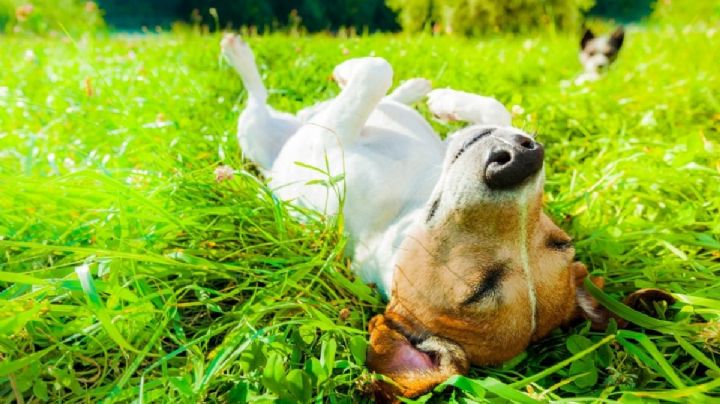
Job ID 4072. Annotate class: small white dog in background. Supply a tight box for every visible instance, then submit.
[575,26,625,84]
[220,34,524,297]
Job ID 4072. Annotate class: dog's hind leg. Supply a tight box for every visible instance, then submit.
[427,88,511,126]
[221,34,299,171]
[335,60,429,105]
[298,63,419,123]
[267,57,392,218]
[386,78,432,105]
[305,57,393,142]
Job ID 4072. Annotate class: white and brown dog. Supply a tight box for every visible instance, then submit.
[575,26,625,84]
[220,34,640,400]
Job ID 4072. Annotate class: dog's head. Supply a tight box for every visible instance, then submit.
[367,126,609,399]
[579,27,625,74]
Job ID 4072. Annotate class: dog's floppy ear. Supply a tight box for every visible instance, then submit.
[571,263,676,330]
[367,314,469,401]
[580,28,595,49]
[610,26,625,51]
[623,288,674,313]
[571,262,618,329]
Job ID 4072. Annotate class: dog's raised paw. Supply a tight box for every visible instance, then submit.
[427,89,462,121]
[332,57,392,90]
[332,58,367,88]
[221,33,254,67]
[389,78,432,104]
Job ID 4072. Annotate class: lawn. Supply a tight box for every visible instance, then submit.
[1,24,719,402]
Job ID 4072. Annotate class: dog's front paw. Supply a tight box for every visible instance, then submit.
[427,89,462,121]
[389,78,432,104]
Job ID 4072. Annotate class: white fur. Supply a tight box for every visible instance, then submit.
[221,34,513,297]
[576,30,623,85]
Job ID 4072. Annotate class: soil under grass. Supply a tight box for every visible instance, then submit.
[1,26,719,402]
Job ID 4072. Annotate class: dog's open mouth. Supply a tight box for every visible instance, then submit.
[388,341,437,372]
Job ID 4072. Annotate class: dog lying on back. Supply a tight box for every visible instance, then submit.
[221,34,615,400]
[576,27,625,84]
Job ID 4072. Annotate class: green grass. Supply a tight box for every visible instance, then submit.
[1,25,719,402]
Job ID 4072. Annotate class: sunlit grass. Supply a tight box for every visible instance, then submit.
[1,26,719,402]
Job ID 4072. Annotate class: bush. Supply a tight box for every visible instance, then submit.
[587,0,654,22]
[650,0,720,25]
[185,0,399,33]
[0,0,104,35]
[97,0,399,33]
[386,0,595,35]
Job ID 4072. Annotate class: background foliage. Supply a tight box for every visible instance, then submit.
[4,0,713,36]
[0,0,103,34]
[386,0,595,35]
[96,0,399,33]
[649,0,720,25]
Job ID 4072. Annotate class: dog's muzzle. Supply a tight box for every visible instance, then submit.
[484,135,544,189]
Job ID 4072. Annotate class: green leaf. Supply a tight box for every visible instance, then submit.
[75,264,141,353]
[510,334,615,389]
[262,352,287,396]
[320,338,337,374]
[0,271,52,285]
[674,335,720,373]
[0,348,52,378]
[168,376,194,398]
[294,161,330,175]
[627,376,720,400]
[437,375,486,398]
[616,330,686,388]
[501,351,527,370]
[298,325,317,345]
[0,303,41,337]
[566,334,593,354]
[286,369,312,402]
[439,375,538,403]
[305,357,327,386]
[569,359,599,388]
[348,335,367,365]
[596,343,612,368]
[227,381,249,403]
[33,379,49,401]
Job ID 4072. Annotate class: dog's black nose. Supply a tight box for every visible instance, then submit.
[484,135,544,189]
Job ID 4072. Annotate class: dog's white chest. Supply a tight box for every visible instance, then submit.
[269,102,444,296]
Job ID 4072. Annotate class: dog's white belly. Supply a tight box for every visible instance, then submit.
[269,101,444,296]
[269,122,346,216]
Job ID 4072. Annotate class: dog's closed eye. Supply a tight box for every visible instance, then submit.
[426,195,441,222]
[452,128,496,163]
[462,264,506,306]
[547,237,573,251]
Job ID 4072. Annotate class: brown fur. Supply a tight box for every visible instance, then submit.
[367,314,469,401]
[367,181,612,398]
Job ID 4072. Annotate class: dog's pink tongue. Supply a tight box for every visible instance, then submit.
[387,342,435,372]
